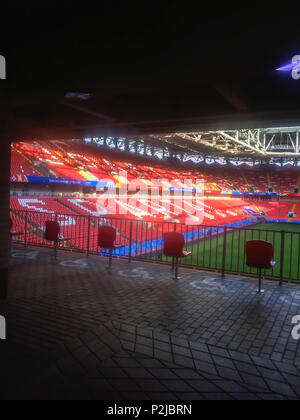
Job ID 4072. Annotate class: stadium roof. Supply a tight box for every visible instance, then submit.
[148,127,300,158]
[1,4,300,158]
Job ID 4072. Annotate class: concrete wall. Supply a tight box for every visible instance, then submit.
[0,136,10,298]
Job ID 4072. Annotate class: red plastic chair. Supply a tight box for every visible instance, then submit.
[163,232,192,279]
[44,221,68,259]
[9,217,24,251]
[98,226,121,269]
[246,240,275,293]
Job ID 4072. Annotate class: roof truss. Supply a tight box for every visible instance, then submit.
[154,127,300,157]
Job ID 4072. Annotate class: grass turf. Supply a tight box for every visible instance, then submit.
[161,223,300,282]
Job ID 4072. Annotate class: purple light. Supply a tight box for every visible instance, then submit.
[64,92,92,100]
[276,60,300,72]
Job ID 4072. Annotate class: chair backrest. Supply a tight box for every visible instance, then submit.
[9,218,13,230]
[44,221,60,241]
[246,240,274,269]
[98,226,116,249]
[163,232,185,257]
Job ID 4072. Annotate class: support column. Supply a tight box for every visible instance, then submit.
[0,135,10,299]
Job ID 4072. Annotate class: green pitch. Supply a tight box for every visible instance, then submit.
[167,223,300,282]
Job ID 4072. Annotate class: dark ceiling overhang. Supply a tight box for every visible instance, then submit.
[1,4,300,153]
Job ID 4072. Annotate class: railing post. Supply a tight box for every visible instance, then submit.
[128,220,133,263]
[221,226,227,278]
[54,212,58,257]
[86,216,91,257]
[24,211,28,248]
[279,230,285,287]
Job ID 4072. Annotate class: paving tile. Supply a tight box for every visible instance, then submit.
[240,373,269,391]
[265,380,298,398]
[213,355,236,370]
[146,392,178,400]
[213,380,249,394]
[257,393,287,401]
[257,367,285,382]
[230,393,261,401]
[154,340,172,353]
[234,361,261,377]
[173,354,195,369]
[99,367,129,379]
[172,369,204,381]
[172,345,193,358]
[136,335,153,348]
[282,373,300,387]
[137,358,165,369]
[176,393,205,400]
[107,379,142,392]
[154,349,174,364]
[113,357,142,368]
[121,340,136,352]
[135,343,154,357]
[187,380,222,393]
[119,391,150,400]
[123,367,154,379]
[250,356,276,370]
[5,248,300,400]
[120,331,136,343]
[274,362,300,376]
[192,350,214,363]
[229,351,253,364]
[148,368,179,380]
[134,379,169,393]
[202,393,234,400]
[209,346,231,358]
[217,367,242,382]
[189,342,209,353]
[194,360,218,376]
[160,380,195,393]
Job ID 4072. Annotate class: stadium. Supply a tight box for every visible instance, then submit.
[1,3,300,403]
[10,131,300,282]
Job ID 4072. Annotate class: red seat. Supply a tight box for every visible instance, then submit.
[9,217,24,250]
[246,240,275,293]
[45,221,61,242]
[44,221,68,259]
[163,232,192,279]
[9,217,23,236]
[98,226,121,269]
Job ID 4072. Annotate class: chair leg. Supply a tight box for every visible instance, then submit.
[54,240,58,260]
[257,268,264,294]
[174,258,180,280]
[108,249,113,269]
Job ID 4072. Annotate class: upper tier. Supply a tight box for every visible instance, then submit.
[11,141,300,193]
